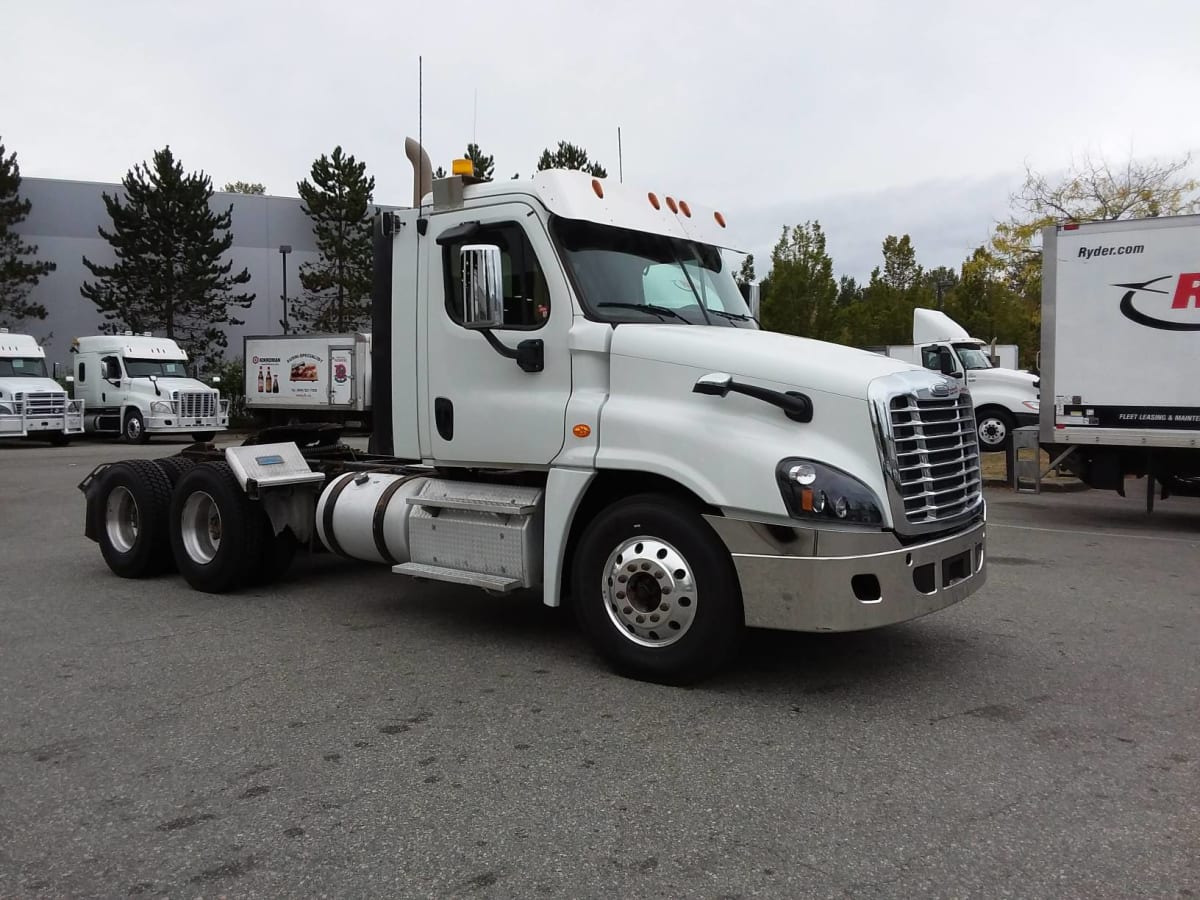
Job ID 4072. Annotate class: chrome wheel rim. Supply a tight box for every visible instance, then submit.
[602,536,697,648]
[180,490,221,564]
[978,417,1007,447]
[126,416,141,439]
[105,485,139,553]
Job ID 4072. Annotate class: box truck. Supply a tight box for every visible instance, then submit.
[70,334,228,443]
[77,140,988,683]
[876,310,1038,451]
[243,333,372,428]
[0,329,84,443]
[1040,214,1200,508]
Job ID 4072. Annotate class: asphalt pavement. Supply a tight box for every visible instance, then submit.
[1,437,1197,899]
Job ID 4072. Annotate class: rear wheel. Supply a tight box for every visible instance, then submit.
[96,460,174,578]
[975,406,1015,452]
[190,432,216,443]
[571,493,743,684]
[154,456,196,488]
[170,462,265,593]
[123,409,149,444]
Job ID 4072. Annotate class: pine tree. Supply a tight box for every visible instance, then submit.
[536,141,608,178]
[464,143,494,180]
[0,138,56,328]
[759,222,838,340]
[735,254,756,286]
[223,181,266,194]
[81,146,253,368]
[294,146,375,333]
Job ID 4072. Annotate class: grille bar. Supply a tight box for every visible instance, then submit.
[177,391,217,418]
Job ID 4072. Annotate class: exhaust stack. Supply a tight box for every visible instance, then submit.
[405,137,433,207]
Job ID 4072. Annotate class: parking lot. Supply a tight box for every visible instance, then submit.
[1,437,1198,899]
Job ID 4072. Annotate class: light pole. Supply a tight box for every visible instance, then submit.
[279,244,292,333]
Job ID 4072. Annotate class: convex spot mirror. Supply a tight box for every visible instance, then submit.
[460,244,504,329]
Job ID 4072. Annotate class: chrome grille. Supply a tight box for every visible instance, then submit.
[23,392,67,416]
[889,393,982,525]
[178,391,216,418]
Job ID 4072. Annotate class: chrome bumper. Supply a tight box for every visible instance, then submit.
[704,514,986,632]
[146,415,227,432]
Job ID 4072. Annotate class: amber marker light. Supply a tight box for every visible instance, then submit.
[572,424,592,438]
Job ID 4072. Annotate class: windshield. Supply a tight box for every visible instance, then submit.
[552,218,756,327]
[124,358,188,377]
[0,357,49,378]
[953,344,993,370]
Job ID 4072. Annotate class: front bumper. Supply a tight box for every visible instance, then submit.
[146,415,227,433]
[704,514,987,632]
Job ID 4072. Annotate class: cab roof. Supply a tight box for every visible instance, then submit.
[0,332,45,357]
[73,334,189,360]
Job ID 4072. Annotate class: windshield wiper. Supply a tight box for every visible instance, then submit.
[707,309,756,323]
[597,302,690,323]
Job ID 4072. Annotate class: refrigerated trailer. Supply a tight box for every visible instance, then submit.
[78,139,988,684]
[1040,214,1200,508]
[243,333,372,428]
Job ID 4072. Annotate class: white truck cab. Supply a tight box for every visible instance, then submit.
[891,309,1040,450]
[70,333,228,443]
[81,143,989,683]
[0,329,84,444]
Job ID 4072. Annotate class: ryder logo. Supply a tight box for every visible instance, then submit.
[1116,273,1200,331]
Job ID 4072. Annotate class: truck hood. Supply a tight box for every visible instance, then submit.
[971,367,1037,389]
[608,325,915,400]
[0,377,66,396]
[128,378,216,394]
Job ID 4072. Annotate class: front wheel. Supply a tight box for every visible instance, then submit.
[571,493,743,684]
[190,432,216,443]
[975,407,1016,452]
[123,409,149,444]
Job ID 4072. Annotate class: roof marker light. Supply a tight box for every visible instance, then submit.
[1063,222,1080,230]
[714,211,727,228]
[591,178,604,199]
[648,192,660,210]
[665,196,678,214]
[679,200,692,218]
[451,158,474,177]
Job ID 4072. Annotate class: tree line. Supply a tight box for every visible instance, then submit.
[1,133,1196,371]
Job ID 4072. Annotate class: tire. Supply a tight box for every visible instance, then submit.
[248,520,299,586]
[571,493,743,684]
[190,432,216,443]
[975,407,1016,452]
[123,409,149,444]
[169,461,266,593]
[95,459,174,578]
[154,456,196,488]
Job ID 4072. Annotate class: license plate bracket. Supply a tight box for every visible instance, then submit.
[941,549,972,587]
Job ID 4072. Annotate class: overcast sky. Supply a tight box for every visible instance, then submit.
[4,0,1199,279]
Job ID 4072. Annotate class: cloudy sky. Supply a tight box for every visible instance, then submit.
[4,0,1199,278]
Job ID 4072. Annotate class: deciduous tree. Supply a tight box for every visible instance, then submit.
[758,222,838,340]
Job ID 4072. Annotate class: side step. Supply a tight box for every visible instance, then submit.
[391,562,522,593]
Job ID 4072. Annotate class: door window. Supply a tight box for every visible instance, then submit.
[921,346,942,370]
[442,223,550,329]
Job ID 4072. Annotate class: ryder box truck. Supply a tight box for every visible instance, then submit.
[1040,213,1200,507]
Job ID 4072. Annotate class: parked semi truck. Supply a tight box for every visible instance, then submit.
[1040,214,1200,509]
[875,310,1038,451]
[78,142,988,683]
[70,334,228,443]
[0,329,84,443]
[243,333,372,429]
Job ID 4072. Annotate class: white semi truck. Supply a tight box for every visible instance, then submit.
[0,329,84,444]
[70,334,228,443]
[1040,214,1200,509]
[877,310,1039,451]
[78,142,988,683]
[243,333,372,429]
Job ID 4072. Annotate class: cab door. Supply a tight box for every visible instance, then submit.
[423,203,572,467]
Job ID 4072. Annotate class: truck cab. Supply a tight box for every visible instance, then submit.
[70,333,227,443]
[0,329,84,444]
[908,309,1039,450]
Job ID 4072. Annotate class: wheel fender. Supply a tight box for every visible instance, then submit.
[542,468,595,607]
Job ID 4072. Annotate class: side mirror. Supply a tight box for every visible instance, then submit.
[460,244,504,329]
[937,350,957,377]
[211,375,222,384]
[65,375,74,383]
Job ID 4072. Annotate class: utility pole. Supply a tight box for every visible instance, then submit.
[279,244,292,333]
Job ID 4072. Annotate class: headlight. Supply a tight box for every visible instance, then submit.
[777,458,884,525]
[151,400,174,415]
[1022,400,1039,412]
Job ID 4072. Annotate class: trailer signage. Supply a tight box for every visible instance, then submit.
[1116,274,1200,331]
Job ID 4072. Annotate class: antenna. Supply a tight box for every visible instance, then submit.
[473,88,478,148]
[415,56,423,318]
[617,127,624,183]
